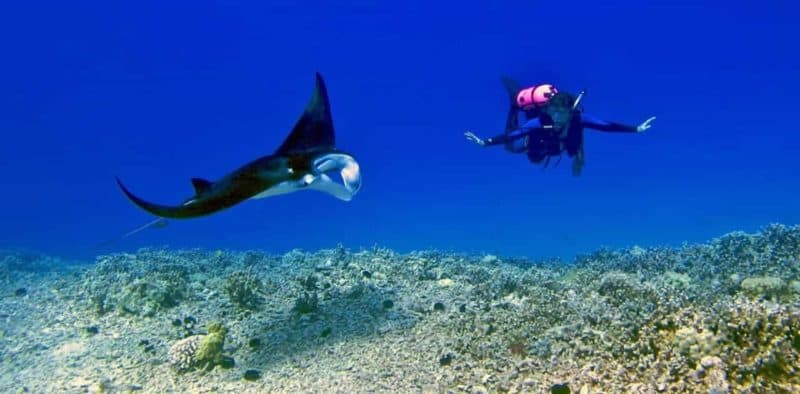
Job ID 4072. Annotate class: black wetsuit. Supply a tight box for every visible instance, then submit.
[484,107,638,164]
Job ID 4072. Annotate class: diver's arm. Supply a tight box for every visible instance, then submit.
[466,118,543,146]
[485,117,542,145]
[582,114,656,133]
[484,133,513,146]
[581,114,639,133]
[465,128,530,147]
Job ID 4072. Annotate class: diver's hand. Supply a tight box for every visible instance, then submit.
[464,131,486,146]
[637,116,656,133]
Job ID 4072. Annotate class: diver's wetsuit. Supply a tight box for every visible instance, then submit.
[483,113,638,163]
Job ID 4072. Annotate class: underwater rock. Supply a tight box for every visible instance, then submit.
[218,356,235,369]
[439,354,453,366]
[80,251,196,317]
[550,383,570,394]
[629,246,646,257]
[481,255,498,264]
[693,356,729,392]
[116,276,185,316]
[530,337,552,358]
[243,369,262,381]
[739,276,786,300]
[0,250,62,273]
[292,292,319,314]
[248,338,262,350]
[222,270,265,311]
[672,326,722,363]
[138,339,156,354]
[597,272,649,303]
[315,259,335,271]
[661,271,692,289]
[320,327,332,337]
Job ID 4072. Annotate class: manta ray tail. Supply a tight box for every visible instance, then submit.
[115,177,199,218]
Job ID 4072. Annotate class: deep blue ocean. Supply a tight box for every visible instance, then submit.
[1,1,797,262]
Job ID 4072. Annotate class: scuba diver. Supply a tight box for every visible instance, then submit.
[465,76,656,176]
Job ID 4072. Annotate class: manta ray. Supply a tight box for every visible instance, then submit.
[115,72,362,219]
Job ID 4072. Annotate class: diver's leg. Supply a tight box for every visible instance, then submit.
[507,136,528,153]
[511,119,543,155]
[500,127,531,153]
[571,147,585,176]
[505,106,519,134]
[520,118,542,129]
[526,133,548,163]
[564,124,584,157]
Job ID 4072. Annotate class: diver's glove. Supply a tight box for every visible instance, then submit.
[464,131,486,146]
[636,116,656,133]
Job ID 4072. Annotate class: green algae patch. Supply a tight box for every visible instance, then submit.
[196,321,228,370]
[740,276,786,300]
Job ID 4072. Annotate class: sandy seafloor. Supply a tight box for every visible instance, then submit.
[1,224,799,393]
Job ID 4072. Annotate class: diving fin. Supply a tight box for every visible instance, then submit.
[501,75,523,133]
[568,93,586,177]
[541,155,551,169]
[571,148,585,177]
[500,75,522,101]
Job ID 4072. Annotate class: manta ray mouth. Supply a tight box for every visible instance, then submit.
[313,153,362,195]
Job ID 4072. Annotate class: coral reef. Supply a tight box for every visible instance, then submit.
[1,223,799,392]
[168,321,229,372]
[223,270,268,311]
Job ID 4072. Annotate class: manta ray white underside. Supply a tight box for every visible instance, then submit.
[251,153,362,201]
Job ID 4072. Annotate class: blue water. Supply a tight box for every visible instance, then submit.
[1,1,797,262]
